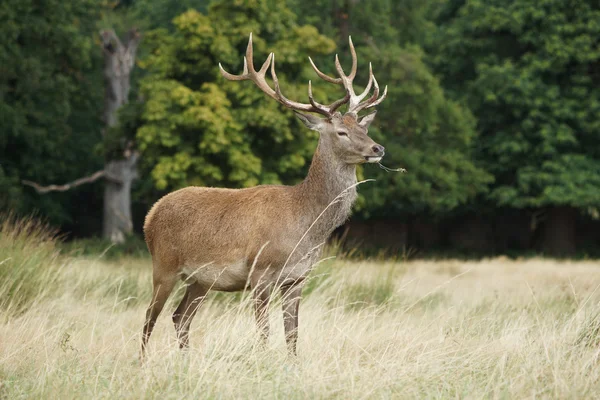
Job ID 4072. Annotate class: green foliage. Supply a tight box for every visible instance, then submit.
[431,0,600,208]
[358,44,492,215]
[135,1,337,190]
[0,0,105,226]
[114,0,210,31]
[287,0,492,215]
[287,0,439,47]
[5,0,598,250]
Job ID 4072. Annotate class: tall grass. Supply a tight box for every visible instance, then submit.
[2,222,600,398]
[0,214,64,315]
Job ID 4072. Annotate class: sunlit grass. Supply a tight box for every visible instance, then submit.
[2,221,600,398]
[0,214,63,315]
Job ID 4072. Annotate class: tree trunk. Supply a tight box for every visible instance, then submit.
[101,29,141,243]
[102,155,138,243]
[540,206,577,256]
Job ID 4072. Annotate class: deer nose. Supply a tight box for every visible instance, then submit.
[372,144,385,155]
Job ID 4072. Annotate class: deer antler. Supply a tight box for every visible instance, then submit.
[219,34,386,117]
[309,36,387,114]
[220,33,354,117]
[219,33,347,117]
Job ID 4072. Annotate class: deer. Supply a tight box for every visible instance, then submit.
[141,33,387,357]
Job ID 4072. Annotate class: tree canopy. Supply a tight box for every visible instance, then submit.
[431,0,600,209]
[0,0,104,228]
[3,0,599,254]
[134,1,337,191]
[285,0,492,216]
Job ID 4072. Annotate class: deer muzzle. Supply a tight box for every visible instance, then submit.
[365,144,385,163]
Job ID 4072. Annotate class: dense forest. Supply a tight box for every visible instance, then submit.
[1,0,599,256]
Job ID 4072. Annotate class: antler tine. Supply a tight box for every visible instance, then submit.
[354,73,388,113]
[334,54,348,84]
[366,85,388,109]
[307,79,351,114]
[218,33,265,80]
[220,33,280,102]
[308,36,356,84]
[328,91,351,113]
[307,81,335,115]
[245,32,255,72]
[309,57,342,84]
[219,59,247,80]
[219,33,254,81]
[271,55,331,117]
[243,57,249,75]
[270,53,284,97]
[357,63,374,101]
[332,38,374,113]
[347,36,357,80]
[259,52,273,75]
[349,62,374,110]
[353,74,380,113]
[220,33,367,117]
[333,36,388,114]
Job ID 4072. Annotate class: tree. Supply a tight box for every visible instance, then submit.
[356,44,492,217]
[285,0,492,217]
[133,0,337,192]
[0,0,104,230]
[128,0,210,30]
[287,0,438,48]
[431,0,600,254]
[100,28,141,243]
[19,28,141,244]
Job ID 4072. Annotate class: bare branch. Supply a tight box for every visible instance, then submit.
[22,170,107,194]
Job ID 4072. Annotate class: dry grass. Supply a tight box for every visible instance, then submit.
[2,246,600,398]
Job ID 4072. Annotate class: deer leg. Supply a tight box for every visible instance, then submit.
[141,275,177,358]
[252,281,272,344]
[281,283,302,355]
[172,282,208,349]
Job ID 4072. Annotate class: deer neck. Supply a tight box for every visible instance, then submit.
[296,135,358,232]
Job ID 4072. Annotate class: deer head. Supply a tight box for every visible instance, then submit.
[219,34,387,165]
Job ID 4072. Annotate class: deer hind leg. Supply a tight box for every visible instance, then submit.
[172,282,208,349]
[281,283,302,355]
[141,273,177,358]
[252,280,273,344]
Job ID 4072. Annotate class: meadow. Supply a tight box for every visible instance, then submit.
[2,217,600,399]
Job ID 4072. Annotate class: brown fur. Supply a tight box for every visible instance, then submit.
[141,92,385,357]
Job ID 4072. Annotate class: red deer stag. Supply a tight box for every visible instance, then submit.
[142,33,387,356]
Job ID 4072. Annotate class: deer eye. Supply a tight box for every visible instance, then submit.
[337,131,348,137]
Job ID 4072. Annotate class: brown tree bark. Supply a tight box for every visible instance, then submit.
[100,29,141,243]
[539,206,577,256]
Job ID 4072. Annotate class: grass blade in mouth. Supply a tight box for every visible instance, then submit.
[378,162,406,173]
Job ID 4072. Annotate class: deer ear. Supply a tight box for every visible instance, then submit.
[295,112,324,131]
[358,110,377,129]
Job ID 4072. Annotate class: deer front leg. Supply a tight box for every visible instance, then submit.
[281,283,302,355]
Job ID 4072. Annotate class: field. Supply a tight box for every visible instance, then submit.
[2,220,600,399]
